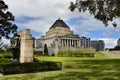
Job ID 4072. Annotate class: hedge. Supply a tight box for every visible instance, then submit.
[58,51,95,57]
[0,61,62,75]
[0,53,12,58]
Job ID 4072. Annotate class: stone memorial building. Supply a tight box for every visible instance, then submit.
[35,18,91,55]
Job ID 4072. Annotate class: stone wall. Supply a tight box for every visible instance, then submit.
[18,29,33,63]
[46,27,73,38]
[102,51,120,57]
[59,47,95,52]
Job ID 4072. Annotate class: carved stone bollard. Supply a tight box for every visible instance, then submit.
[18,29,33,63]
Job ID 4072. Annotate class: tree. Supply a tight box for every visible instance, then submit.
[113,46,120,50]
[0,0,17,39]
[69,0,120,27]
[44,44,48,56]
[109,46,120,51]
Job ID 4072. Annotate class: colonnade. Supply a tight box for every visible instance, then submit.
[80,38,91,48]
[60,38,80,48]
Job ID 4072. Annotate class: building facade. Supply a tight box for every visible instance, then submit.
[35,18,91,55]
[117,39,120,46]
[91,40,105,51]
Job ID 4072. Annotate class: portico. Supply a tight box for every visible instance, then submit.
[60,38,80,48]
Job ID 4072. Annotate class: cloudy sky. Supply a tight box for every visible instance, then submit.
[3,0,120,48]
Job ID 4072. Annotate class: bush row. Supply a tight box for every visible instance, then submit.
[58,51,95,57]
[0,58,12,64]
[0,53,12,58]
[0,61,62,75]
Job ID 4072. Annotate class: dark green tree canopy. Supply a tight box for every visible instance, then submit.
[109,46,120,51]
[0,0,17,39]
[69,0,120,27]
[44,44,48,56]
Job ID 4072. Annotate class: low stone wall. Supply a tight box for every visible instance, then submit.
[59,47,95,52]
[102,51,120,57]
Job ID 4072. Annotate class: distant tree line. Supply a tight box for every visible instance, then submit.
[109,46,120,51]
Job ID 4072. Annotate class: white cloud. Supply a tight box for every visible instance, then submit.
[98,38,117,48]
[102,31,113,37]
[0,37,10,45]
[4,0,79,34]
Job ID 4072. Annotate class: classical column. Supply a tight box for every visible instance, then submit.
[62,39,64,47]
[77,40,79,48]
[74,40,76,47]
[61,39,62,47]
[63,39,65,46]
[78,40,80,48]
[77,40,78,47]
[64,39,66,46]
[66,39,68,47]
[68,39,70,47]
[65,39,66,47]
[84,38,86,48]
[73,40,75,47]
[76,40,77,47]
[70,39,71,47]
[71,40,73,47]
[67,39,69,47]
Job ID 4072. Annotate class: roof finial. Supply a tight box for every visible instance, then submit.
[58,17,61,20]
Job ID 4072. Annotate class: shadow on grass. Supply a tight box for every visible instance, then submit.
[41,71,120,80]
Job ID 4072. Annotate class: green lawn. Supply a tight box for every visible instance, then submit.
[0,56,120,80]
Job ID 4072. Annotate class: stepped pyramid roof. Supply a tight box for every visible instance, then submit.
[49,18,70,29]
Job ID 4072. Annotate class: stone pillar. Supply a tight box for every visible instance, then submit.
[61,39,62,47]
[63,39,65,46]
[77,40,78,48]
[19,29,33,63]
[61,39,63,47]
[54,39,59,55]
[76,40,77,47]
[67,39,69,47]
[68,39,70,47]
[73,40,75,47]
[77,40,80,48]
[72,40,73,47]
[70,39,71,47]
[84,38,86,48]
[78,40,80,48]
[65,39,66,47]
[66,39,67,47]
[65,39,67,47]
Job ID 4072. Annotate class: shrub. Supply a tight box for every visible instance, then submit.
[44,44,49,56]
[0,48,5,54]
[0,61,62,75]
[0,53,12,58]
[0,58,12,64]
[58,51,95,57]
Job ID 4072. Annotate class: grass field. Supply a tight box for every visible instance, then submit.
[0,52,120,80]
